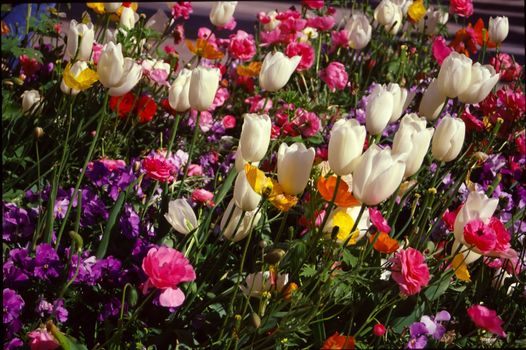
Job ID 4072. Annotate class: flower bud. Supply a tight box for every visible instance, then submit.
[239,113,271,162]
[277,142,316,195]
[436,52,472,98]
[21,89,41,113]
[419,78,446,121]
[458,63,499,105]
[66,20,94,61]
[488,16,509,44]
[221,199,261,242]
[34,127,45,139]
[373,324,387,337]
[328,119,366,176]
[164,199,198,235]
[387,83,408,123]
[366,84,394,135]
[233,171,261,211]
[374,0,403,34]
[250,313,261,329]
[120,6,138,30]
[431,115,465,162]
[264,248,286,265]
[352,145,407,205]
[345,12,372,50]
[259,52,301,92]
[188,66,221,111]
[209,1,238,27]
[97,42,142,96]
[168,68,192,112]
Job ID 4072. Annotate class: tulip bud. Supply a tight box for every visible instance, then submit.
[120,6,138,30]
[239,113,272,162]
[250,313,261,329]
[188,66,221,111]
[374,0,403,34]
[221,199,261,242]
[66,20,94,61]
[488,16,509,45]
[366,84,394,135]
[97,42,142,96]
[168,68,192,112]
[392,113,434,177]
[264,248,286,265]
[209,1,238,27]
[104,3,122,13]
[277,142,316,195]
[352,145,407,206]
[60,61,89,95]
[164,199,198,235]
[436,52,472,98]
[328,119,366,176]
[259,52,301,92]
[345,12,372,50]
[458,63,500,105]
[387,83,408,123]
[234,147,259,173]
[431,115,465,162]
[21,89,41,113]
[34,127,45,139]
[419,78,447,121]
[233,171,261,211]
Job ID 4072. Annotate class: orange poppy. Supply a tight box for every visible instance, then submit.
[317,176,360,208]
[186,38,224,60]
[236,61,262,77]
[369,232,399,254]
[473,18,497,48]
[321,332,355,350]
[449,24,478,57]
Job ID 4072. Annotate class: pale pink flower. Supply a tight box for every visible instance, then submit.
[319,61,348,91]
[220,18,237,31]
[189,110,214,132]
[467,305,506,337]
[306,16,335,31]
[191,189,215,207]
[245,95,272,113]
[210,87,230,111]
[285,42,315,71]
[260,29,282,47]
[187,164,203,176]
[390,248,430,296]
[92,43,104,65]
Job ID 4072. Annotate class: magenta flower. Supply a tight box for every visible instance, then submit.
[285,42,315,71]
[467,305,507,337]
[27,327,59,350]
[369,207,391,233]
[319,61,348,91]
[142,154,176,183]
[171,1,192,20]
[228,30,256,61]
[390,248,430,296]
[463,219,496,254]
[449,0,474,18]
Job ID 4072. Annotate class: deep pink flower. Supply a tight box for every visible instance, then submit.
[222,115,236,129]
[464,219,496,254]
[461,108,485,133]
[369,207,391,233]
[293,108,321,137]
[245,95,272,113]
[467,305,506,337]
[390,248,430,296]
[260,29,282,46]
[319,61,348,91]
[302,0,324,9]
[490,53,523,81]
[432,36,453,65]
[488,217,510,253]
[142,246,196,307]
[20,54,41,76]
[228,30,256,61]
[92,43,104,65]
[450,0,474,18]
[98,159,126,171]
[142,155,176,183]
[27,328,59,350]
[442,205,462,232]
[306,16,335,31]
[330,30,349,51]
[171,1,193,20]
[275,9,302,21]
[191,189,215,207]
[373,323,386,337]
[279,17,307,43]
[285,42,315,71]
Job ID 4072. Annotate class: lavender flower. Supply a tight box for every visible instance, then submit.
[2,202,36,242]
[119,204,140,239]
[3,288,25,324]
[34,243,61,280]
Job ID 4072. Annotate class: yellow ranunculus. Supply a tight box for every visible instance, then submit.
[63,63,99,91]
[268,180,298,212]
[451,253,471,282]
[332,211,359,246]
[87,3,105,15]
[408,0,426,24]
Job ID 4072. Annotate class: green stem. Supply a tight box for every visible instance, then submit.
[176,111,201,198]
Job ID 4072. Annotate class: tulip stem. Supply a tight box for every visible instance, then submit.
[176,111,201,198]
[274,211,290,243]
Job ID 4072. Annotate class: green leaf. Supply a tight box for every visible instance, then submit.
[342,249,358,268]
[391,301,425,333]
[300,264,317,278]
[424,270,454,301]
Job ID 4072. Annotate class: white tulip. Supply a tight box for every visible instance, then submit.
[352,145,407,206]
[452,240,482,265]
[262,10,280,31]
[60,61,89,96]
[239,271,288,297]
[209,1,238,27]
[387,83,408,123]
[328,119,366,176]
[277,142,316,195]
[458,63,500,104]
[431,115,465,162]
[259,52,301,92]
[374,0,403,34]
[66,20,94,61]
[392,113,434,177]
[436,52,472,98]
[97,42,142,96]
[188,66,221,111]
[488,16,509,44]
[221,199,261,242]
[323,206,371,244]
[419,7,448,36]
[164,199,198,235]
[168,69,192,112]
[366,84,394,135]
[419,78,447,121]
[345,12,372,50]
[239,114,272,162]
[104,3,122,13]
[120,6,139,30]
[233,171,261,211]
[234,147,259,173]
[21,90,41,113]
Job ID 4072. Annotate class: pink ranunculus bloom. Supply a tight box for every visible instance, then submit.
[91,42,104,65]
[488,217,511,253]
[330,30,349,51]
[490,53,523,81]
[228,30,256,61]
[142,246,196,307]
[302,0,324,9]
[460,108,485,133]
[449,0,473,18]
[191,189,215,207]
[279,17,307,42]
[222,114,236,129]
[171,1,193,20]
[142,154,177,183]
[189,110,214,132]
[27,328,59,350]
[463,219,496,254]
[432,36,453,66]
[197,27,218,46]
[368,207,391,233]
[285,42,315,71]
[306,16,336,31]
[390,248,430,296]
[293,108,321,137]
[319,61,348,91]
[260,29,282,47]
[187,164,203,177]
[245,95,272,113]
[467,305,506,337]
[210,87,230,111]
[99,159,126,171]
[275,9,302,21]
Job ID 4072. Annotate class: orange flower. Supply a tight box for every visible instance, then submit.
[282,282,298,301]
[369,232,399,254]
[186,38,224,60]
[449,24,478,57]
[236,61,262,77]
[321,332,355,350]
[473,18,497,49]
[1,20,10,35]
[317,176,360,208]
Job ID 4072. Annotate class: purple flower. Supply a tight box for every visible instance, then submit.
[54,198,70,219]
[4,338,24,349]
[3,288,25,324]
[97,297,122,321]
[36,298,54,317]
[407,310,451,348]
[119,204,140,239]
[406,335,427,349]
[80,189,109,227]
[68,252,101,286]
[3,248,32,286]
[52,299,68,323]
[34,243,61,280]
[2,202,37,242]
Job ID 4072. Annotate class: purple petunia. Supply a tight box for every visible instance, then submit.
[2,202,37,242]
[3,288,25,324]
[119,204,140,239]
[34,243,61,280]
[97,297,122,321]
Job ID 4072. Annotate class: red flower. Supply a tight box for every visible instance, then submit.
[136,95,157,124]
[142,155,176,183]
[460,108,485,133]
[321,332,355,349]
[109,92,136,119]
[463,219,496,254]
[473,18,497,48]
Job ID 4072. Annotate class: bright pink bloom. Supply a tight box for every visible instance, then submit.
[164,45,178,56]
[467,305,506,337]
[99,159,126,171]
[189,110,214,132]
[285,42,315,71]
[219,18,237,31]
[228,30,256,61]
[293,108,321,137]
[275,9,302,21]
[330,30,349,51]
[373,324,386,337]
[27,328,59,350]
[306,16,335,31]
[92,43,104,65]
[461,108,485,132]
[464,219,496,254]
[142,246,196,307]
[390,248,430,296]
[191,189,215,207]
[302,0,324,9]
[187,164,203,176]
[319,61,348,91]
[450,0,473,18]
[171,1,193,20]
[432,36,453,65]
[369,207,391,233]
[19,54,41,76]
[142,154,176,183]
[222,115,236,129]
[260,29,282,46]
[245,95,272,113]
[197,27,217,46]
[279,17,307,43]
[490,53,523,81]
[488,217,510,253]
[443,205,462,232]
[210,87,230,110]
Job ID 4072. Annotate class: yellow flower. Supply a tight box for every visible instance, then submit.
[63,63,99,91]
[451,254,471,282]
[186,38,224,60]
[332,211,359,246]
[408,0,426,24]
[268,180,298,212]
[236,62,262,77]
[86,3,105,15]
